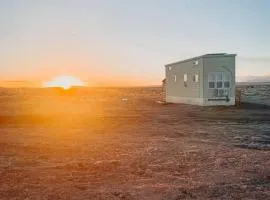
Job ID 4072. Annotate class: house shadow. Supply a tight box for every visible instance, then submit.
[238,102,270,110]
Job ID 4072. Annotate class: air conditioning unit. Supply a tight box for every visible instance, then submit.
[217,89,229,97]
[213,89,219,97]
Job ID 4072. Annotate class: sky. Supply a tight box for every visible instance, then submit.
[0,0,270,86]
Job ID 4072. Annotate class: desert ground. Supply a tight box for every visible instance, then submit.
[0,86,270,200]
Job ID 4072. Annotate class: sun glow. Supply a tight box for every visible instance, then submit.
[43,76,85,89]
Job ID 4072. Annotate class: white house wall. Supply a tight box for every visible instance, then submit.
[165,58,204,105]
[203,55,236,106]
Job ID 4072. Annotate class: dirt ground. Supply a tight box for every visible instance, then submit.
[0,87,270,199]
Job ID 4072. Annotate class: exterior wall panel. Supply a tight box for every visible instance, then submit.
[165,58,203,105]
[203,55,236,106]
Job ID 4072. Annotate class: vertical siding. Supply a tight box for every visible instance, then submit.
[203,56,236,99]
[165,58,203,98]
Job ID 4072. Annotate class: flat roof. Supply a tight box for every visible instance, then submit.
[165,53,237,67]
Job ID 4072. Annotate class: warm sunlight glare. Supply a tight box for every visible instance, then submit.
[43,76,85,89]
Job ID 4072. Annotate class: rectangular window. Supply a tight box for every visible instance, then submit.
[217,82,223,88]
[195,74,199,82]
[184,74,187,82]
[208,72,231,89]
[216,72,223,88]
[209,82,215,88]
[193,74,199,82]
[223,72,231,88]
[174,75,177,82]
[208,73,215,88]
[184,73,187,87]
[224,81,230,88]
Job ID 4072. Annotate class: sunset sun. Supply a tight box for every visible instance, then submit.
[43,76,85,89]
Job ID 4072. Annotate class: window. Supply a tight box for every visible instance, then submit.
[169,66,172,71]
[173,75,177,82]
[208,73,215,88]
[216,72,223,88]
[208,72,231,89]
[223,72,230,88]
[193,74,199,82]
[224,82,230,88]
[193,60,199,65]
[217,82,223,88]
[184,73,187,87]
[184,74,187,82]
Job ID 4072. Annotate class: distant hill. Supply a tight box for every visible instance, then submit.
[249,76,270,82]
[237,75,270,83]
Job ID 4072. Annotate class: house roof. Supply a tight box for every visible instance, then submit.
[165,53,237,67]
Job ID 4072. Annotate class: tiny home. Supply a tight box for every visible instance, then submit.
[165,53,236,106]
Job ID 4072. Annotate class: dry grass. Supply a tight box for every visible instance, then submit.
[0,87,270,199]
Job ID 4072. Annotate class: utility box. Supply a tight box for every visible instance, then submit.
[165,53,236,106]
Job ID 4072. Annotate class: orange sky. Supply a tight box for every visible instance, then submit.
[1,1,270,87]
[0,75,161,88]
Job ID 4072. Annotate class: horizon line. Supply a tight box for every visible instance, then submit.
[1,81,270,89]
